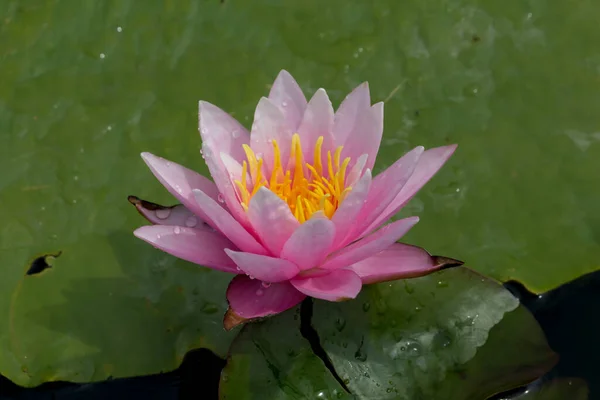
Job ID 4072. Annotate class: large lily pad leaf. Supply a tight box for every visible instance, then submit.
[1,0,596,387]
[220,268,557,399]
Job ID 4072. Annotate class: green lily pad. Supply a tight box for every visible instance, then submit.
[1,0,596,387]
[220,268,557,399]
[220,308,351,400]
[508,378,589,400]
[0,234,236,386]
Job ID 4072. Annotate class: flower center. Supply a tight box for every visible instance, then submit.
[234,134,352,222]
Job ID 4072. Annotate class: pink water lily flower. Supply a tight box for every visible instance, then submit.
[132,70,459,330]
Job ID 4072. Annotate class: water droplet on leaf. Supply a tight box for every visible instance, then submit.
[362,302,371,312]
[335,317,346,331]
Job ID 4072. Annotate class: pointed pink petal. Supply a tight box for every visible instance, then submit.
[134,225,238,273]
[297,88,335,165]
[348,146,423,243]
[224,275,306,329]
[333,82,371,147]
[361,144,458,236]
[322,217,419,271]
[268,70,308,131]
[220,152,250,185]
[192,189,267,255]
[349,243,453,284]
[345,153,368,187]
[248,187,300,256]
[331,170,372,249]
[225,249,300,282]
[281,216,336,270]
[340,101,384,172]
[291,269,362,301]
[128,196,207,228]
[201,144,249,226]
[250,97,293,176]
[141,153,221,223]
[199,101,249,164]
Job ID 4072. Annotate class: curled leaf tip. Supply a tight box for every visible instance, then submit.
[432,256,465,270]
[223,308,247,331]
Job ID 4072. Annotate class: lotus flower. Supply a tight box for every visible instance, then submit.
[132,70,458,330]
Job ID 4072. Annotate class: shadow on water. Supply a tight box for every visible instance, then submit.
[2,266,600,399]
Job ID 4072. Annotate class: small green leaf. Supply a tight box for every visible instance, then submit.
[221,268,557,399]
[220,308,352,400]
[312,268,557,399]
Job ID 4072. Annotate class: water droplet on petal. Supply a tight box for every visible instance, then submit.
[155,208,171,219]
[217,193,225,203]
[174,184,183,194]
[255,289,263,296]
[199,149,204,155]
[157,234,162,239]
[201,128,207,134]
[261,282,271,288]
[185,216,198,227]
[232,130,240,138]
[281,101,288,107]
[173,226,181,234]
[236,266,241,271]
[255,152,263,159]
[249,275,255,280]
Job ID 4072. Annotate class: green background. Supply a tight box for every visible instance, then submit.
[1,0,598,390]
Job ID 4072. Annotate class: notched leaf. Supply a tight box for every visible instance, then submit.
[26,251,62,276]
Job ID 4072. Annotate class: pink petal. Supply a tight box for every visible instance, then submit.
[345,153,368,187]
[330,170,372,249]
[280,215,336,270]
[361,144,458,236]
[201,144,249,227]
[192,189,267,255]
[333,82,371,148]
[224,275,306,330]
[199,101,249,164]
[291,269,362,301]
[349,243,457,284]
[340,101,384,172]
[248,187,300,256]
[348,146,423,243]
[128,196,207,228]
[322,217,419,271]
[225,249,300,282]
[220,152,250,185]
[134,225,238,273]
[250,97,293,177]
[297,88,335,166]
[140,153,221,223]
[268,70,308,131]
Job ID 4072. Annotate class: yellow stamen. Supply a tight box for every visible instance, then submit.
[233,133,354,222]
